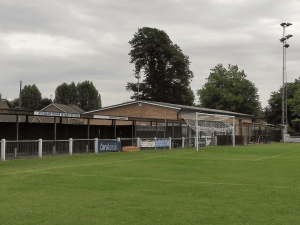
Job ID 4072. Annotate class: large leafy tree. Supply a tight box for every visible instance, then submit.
[54,81,101,111]
[197,64,261,115]
[77,81,101,111]
[265,78,300,125]
[40,98,53,109]
[126,27,194,106]
[54,82,78,105]
[20,84,42,110]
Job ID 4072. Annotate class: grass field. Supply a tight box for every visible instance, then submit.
[1,143,300,225]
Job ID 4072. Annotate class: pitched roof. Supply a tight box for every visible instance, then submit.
[41,103,85,114]
[0,99,12,109]
[84,100,253,118]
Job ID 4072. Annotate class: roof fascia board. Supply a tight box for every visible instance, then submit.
[83,101,137,114]
[141,101,181,110]
[83,101,181,114]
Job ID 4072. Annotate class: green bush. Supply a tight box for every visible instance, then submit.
[291,119,300,133]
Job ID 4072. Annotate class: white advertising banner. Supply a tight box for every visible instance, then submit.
[139,139,155,148]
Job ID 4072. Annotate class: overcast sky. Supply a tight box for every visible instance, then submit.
[0,0,299,109]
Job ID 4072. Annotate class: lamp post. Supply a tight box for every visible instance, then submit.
[280,23,293,125]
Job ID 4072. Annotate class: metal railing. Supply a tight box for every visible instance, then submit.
[0,136,205,161]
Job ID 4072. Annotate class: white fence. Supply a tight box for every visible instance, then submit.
[284,134,300,143]
[0,137,194,161]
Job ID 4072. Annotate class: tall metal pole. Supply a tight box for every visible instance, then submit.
[281,25,286,125]
[280,23,293,125]
[196,112,198,151]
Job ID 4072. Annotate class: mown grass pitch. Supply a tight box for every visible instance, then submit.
[1,143,300,225]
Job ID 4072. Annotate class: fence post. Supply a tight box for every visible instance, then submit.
[169,137,172,150]
[154,137,157,150]
[137,137,140,147]
[1,139,5,161]
[205,136,207,147]
[117,137,121,152]
[38,139,43,157]
[182,137,185,148]
[215,136,217,146]
[94,138,98,154]
[69,138,73,155]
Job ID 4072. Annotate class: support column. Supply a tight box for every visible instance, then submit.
[53,117,57,154]
[132,121,134,146]
[16,115,19,141]
[134,121,137,140]
[114,120,117,139]
[172,123,174,138]
[233,117,236,148]
[87,119,90,139]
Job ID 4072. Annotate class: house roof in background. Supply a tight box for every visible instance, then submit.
[41,103,85,114]
[0,99,12,109]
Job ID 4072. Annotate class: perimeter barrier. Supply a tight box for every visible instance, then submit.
[1,137,195,161]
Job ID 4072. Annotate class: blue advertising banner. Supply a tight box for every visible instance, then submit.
[198,139,206,147]
[156,139,170,147]
[98,142,121,152]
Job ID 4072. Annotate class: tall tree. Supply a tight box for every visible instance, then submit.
[288,84,300,116]
[197,64,261,115]
[77,81,101,111]
[265,78,300,125]
[9,98,19,108]
[21,84,42,110]
[54,82,78,105]
[40,98,53,109]
[54,81,101,111]
[126,27,194,106]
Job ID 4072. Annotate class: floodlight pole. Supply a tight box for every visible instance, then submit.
[196,112,198,151]
[280,23,293,125]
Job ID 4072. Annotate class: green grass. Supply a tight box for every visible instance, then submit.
[1,143,300,224]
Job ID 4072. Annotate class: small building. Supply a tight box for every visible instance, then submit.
[32,103,85,124]
[84,100,253,140]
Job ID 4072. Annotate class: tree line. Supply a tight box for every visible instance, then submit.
[127,27,261,116]
[4,80,101,111]
[1,26,299,133]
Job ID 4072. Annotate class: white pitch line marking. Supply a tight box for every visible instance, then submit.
[0,150,195,176]
[254,151,300,161]
[35,171,299,190]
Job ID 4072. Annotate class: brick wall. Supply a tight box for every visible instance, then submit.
[91,102,180,122]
